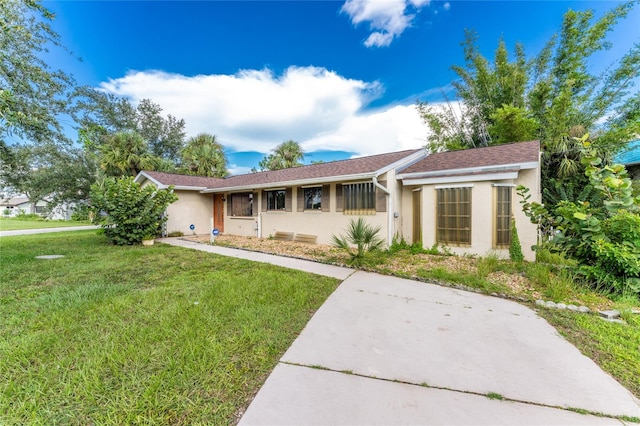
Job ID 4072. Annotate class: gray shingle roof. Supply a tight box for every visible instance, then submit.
[398,140,540,175]
[205,149,423,190]
[140,171,223,188]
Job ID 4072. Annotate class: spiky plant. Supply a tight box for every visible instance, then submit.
[331,217,384,265]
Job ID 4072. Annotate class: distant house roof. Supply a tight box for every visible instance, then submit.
[0,196,29,207]
[201,149,425,192]
[614,140,640,166]
[134,171,223,190]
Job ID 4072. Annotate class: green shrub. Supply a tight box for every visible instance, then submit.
[477,253,501,277]
[509,218,524,263]
[71,203,91,221]
[518,136,640,298]
[167,230,184,237]
[16,212,42,220]
[90,177,177,245]
[331,217,384,266]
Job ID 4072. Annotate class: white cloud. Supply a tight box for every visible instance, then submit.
[98,66,427,158]
[341,0,429,47]
[302,104,426,156]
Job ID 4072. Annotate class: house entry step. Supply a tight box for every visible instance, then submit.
[294,233,318,244]
[274,231,294,241]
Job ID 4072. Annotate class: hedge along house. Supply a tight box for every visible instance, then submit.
[397,140,541,261]
[134,172,223,236]
[134,140,541,260]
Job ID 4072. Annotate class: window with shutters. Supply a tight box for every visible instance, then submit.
[436,187,472,246]
[494,186,512,248]
[343,182,376,215]
[304,187,322,210]
[230,192,252,217]
[266,190,286,211]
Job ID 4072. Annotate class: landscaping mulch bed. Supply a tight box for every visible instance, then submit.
[183,234,545,300]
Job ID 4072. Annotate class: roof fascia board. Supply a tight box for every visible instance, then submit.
[133,172,169,189]
[397,161,537,180]
[173,186,208,191]
[402,171,519,186]
[200,172,377,194]
[375,150,427,176]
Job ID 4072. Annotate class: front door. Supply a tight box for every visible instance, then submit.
[214,194,224,233]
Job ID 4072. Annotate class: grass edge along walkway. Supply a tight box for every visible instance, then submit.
[0,231,340,424]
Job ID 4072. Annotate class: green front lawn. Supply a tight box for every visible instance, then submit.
[538,307,640,399]
[0,232,339,424]
[0,217,91,231]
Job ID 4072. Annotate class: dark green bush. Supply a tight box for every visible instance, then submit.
[518,136,640,298]
[90,177,177,245]
[509,218,524,263]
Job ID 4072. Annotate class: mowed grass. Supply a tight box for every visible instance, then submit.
[538,307,640,399]
[0,231,339,425]
[0,217,91,231]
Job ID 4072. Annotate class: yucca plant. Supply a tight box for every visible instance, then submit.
[331,217,384,265]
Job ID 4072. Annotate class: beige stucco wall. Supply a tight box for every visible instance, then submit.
[165,190,213,236]
[221,182,391,245]
[401,168,541,261]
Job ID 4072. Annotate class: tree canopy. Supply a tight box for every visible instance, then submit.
[417,1,640,206]
[1,0,75,146]
[180,133,228,177]
[257,140,305,171]
[75,88,186,165]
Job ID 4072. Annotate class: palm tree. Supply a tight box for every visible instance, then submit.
[258,140,305,171]
[99,131,158,177]
[331,217,384,266]
[180,133,227,177]
[274,139,305,168]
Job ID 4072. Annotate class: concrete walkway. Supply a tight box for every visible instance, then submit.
[0,225,100,237]
[160,238,640,424]
[156,237,353,280]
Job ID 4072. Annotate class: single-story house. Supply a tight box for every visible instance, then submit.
[1,197,31,217]
[135,140,541,260]
[0,196,75,220]
[133,172,223,235]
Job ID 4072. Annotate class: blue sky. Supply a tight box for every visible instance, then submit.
[43,0,639,174]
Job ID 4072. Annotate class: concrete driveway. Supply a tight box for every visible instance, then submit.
[240,271,640,425]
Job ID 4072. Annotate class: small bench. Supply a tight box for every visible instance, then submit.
[294,233,318,244]
[273,231,294,241]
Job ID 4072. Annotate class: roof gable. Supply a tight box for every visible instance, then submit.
[0,196,29,206]
[398,140,540,176]
[135,171,223,189]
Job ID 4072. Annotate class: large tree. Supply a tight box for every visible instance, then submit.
[257,140,305,171]
[75,88,186,165]
[180,133,227,177]
[99,131,159,177]
[1,0,75,146]
[417,1,640,206]
[0,143,95,213]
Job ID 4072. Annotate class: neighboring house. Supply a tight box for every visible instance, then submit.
[1,197,31,217]
[614,139,640,180]
[0,196,74,219]
[135,140,541,260]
